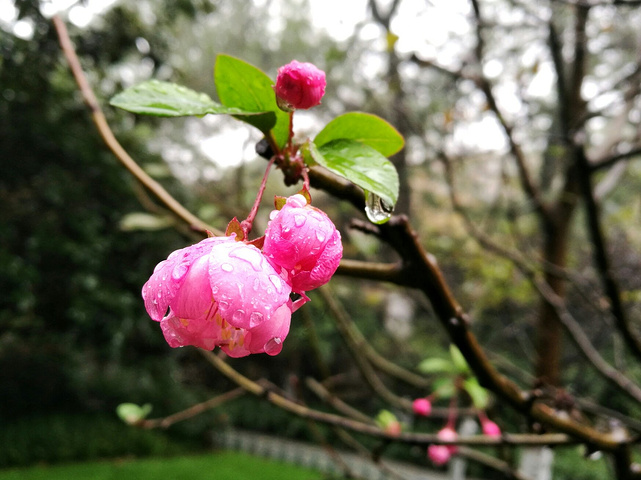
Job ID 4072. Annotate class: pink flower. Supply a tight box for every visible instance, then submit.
[428,426,458,466]
[481,419,501,437]
[142,236,292,357]
[412,398,432,417]
[427,445,452,466]
[273,60,326,111]
[263,194,342,295]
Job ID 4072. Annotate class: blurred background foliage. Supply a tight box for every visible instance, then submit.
[2,0,641,477]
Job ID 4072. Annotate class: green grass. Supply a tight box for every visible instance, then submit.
[0,451,324,480]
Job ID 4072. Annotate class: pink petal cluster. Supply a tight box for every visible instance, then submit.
[273,60,326,111]
[412,398,432,417]
[143,236,292,357]
[427,427,458,466]
[142,195,342,356]
[263,194,342,295]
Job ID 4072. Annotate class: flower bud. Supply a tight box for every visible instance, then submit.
[481,419,501,437]
[263,194,342,294]
[428,426,458,466]
[143,236,293,357]
[273,60,326,111]
[412,398,432,417]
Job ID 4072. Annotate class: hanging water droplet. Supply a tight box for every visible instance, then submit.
[249,311,264,328]
[364,192,394,224]
[264,337,282,355]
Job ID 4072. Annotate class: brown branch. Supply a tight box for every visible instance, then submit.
[140,387,246,429]
[591,145,641,172]
[198,350,578,447]
[574,146,641,364]
[469,0,552,223]
[441,152,641,404]
[337,258,405,284]
[51,15,222,237]
[317,285,414,411]
[319,285,431,389]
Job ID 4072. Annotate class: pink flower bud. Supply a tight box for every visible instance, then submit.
[273,60,326,111]
[427,445,451,466]
[143,237,293,357]
[263,194,342,294]
[412,398,432,417]
[428,426,458,466]
[481,419,501,437]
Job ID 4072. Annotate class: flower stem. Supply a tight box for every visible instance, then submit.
[241,156,276,237]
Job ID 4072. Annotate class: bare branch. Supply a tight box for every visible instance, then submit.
[52,15,222,236]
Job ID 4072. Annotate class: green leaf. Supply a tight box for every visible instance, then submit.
[432,378,457,399]
[305,139,399,207]
[463,377,490,409]
[214,55,289,147]
[315,112,404,157]
[110,80,248,117]
[417,357,457,375]
[449,345,470,374]
[116,403,152,425]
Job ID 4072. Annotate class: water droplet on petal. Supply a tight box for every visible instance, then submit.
[269,210,278,220]
[294,214,306,227]
[316,231,325,242]
[232,309,245,324]
[264,337,282,355]
[221,263,234,272]
[172,262,189,281]
[249,311,264,328]
[269,275,283,293]
[252,278,260,292]
[156,291,162,298]
[229,245,263,271]
[212,286,219,295]
[364,192,394,224]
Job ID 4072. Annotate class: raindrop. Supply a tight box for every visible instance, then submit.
[156,291,162,298]
[212,285,219,295]
[269,275,283,293]
[172,262,189,281]
[264,337,282,355]
[232,309,245,324]
[249,311,264,328]
[229,246,263,271]
[364,192,394,224]
[315,231,325,242]
[221,263,234,272]
[294,214,306,227]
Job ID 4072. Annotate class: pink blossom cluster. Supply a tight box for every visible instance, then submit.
[142,194,341,357]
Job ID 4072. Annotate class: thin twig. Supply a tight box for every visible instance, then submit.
[52,15,222,236]
[141,387,246,429]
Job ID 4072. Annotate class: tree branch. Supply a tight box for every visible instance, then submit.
[52,15,222,237]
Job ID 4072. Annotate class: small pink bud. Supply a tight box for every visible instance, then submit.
[438,426,458,454]
[481,419,501,437]
[412,398,432,417]
[263,194,342,294]
[427,445,451,466]
[273,60,326,111]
